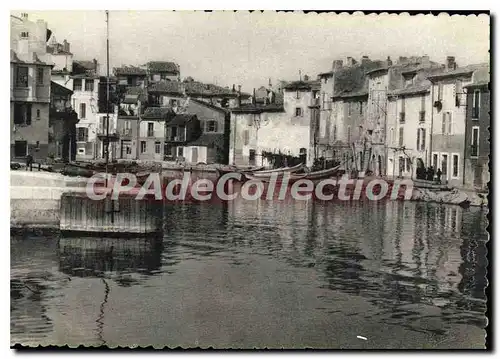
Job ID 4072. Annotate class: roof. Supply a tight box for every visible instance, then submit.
[332,61,384,98]
[231,103,284,114]
[51,81,73,96]
[147,61,179,74]
[366,66,389,76]
[73,60,96,70]
[188,133,225,148]
[389,84,430,97]
[167,114,197,126]
[114,66,147,76]
[149,80,244,98]
[318,71,334,78]
[190,98,229,114]
[10,50,51,66]
[122,86,147,103]
[283,80,320,91]
[427,63,488,81]
[142,107,175,120]
[464,65,490,89]
[70,73,99,79]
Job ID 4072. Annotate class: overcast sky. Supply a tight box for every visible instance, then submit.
[18,11,490,91]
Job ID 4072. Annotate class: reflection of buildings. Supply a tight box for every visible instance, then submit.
[58,237,163,279]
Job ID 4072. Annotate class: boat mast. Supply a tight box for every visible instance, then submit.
[105,10,110,186]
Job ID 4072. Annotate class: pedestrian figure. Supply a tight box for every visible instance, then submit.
[436,168,442,184]
[427,166,434,181]
[26,153,33,171]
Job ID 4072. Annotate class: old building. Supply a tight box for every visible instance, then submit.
[49,81,78,161]
[164,114,201,162]
[10,13,52,161]
[146,61,180,82]
[71,59,100,160]
[116,86,146,160]
[114,66,147,87]
[46,37,72,88]
[139,107,175,161]
[385,62,444,178]
[427,59,488,187]
[463,65,490,191]
[229,77,318,168]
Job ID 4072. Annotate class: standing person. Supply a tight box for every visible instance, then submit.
[26,152,33,171]
[436,168,442,184]
[427,166,434,181]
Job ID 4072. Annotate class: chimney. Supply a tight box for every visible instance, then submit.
[361,55,370,66]
[303,74,309,81]
[269,78,272,87]
[421,55,430,66]
[237,85,242,107]
[63,39,70,53]
[332,59,343,72]
[387,56,393,67]
[253,88,256,104]
[346,57,354,67]
[446,56,456,70]
[93,58,98,73]
[232,84,236,92]
[21,13,28,20]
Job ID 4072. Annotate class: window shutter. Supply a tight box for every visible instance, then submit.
[448,113,452,134]
[442,113,446,134]
[417,128,421,150]
[422,129,426,151]
[26,105,32,125]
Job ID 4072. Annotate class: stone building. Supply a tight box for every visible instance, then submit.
[463,65,490,191]
[427,60,489,187]
[10,13,52,161]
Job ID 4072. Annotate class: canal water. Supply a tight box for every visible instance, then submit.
[11,200,488,349]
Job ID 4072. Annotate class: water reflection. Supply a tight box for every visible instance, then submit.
[58,237,164,284]
[11,200,488,347]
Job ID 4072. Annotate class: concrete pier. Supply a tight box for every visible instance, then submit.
[59,192,163,237]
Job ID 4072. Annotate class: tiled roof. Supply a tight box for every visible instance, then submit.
[167,114,197,126]
[142,107,175,120]
[51,81,73,96]
[283,80,320,91]
[188,133,224,149]
[389,84,430,96]
[149,80,242,98]
[114,66,147,76]
[147,61,179,74]
[231,103,284,114]
[190,98,229,114]
[74,60,96,70]
[427,63,488,81]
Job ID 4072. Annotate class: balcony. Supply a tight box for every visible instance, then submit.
[121,128,133,137]
[147,130,155,137]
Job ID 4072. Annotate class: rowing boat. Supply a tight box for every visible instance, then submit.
[250,163,304,178]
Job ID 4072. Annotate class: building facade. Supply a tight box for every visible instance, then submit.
[10,13,52,161]
[463,66,490,191]
[427,60,488,187]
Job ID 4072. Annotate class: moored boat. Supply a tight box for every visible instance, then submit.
[251,163,304,178]
[244,172,308,183]
[216,165,265,177]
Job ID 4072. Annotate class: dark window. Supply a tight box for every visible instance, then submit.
[20,31,29,38]
[77,128,88,142]
[472,90,480,118]
[37,67,44,85]
[16,66,28,87]
[147,122,154,137]
[471,127,479,157]
[348,102,352,116]
[417,128,426,151]
[36,109,40,119]
[452,154,459,177]
[295,107,303,117]
[206,120,218,132]
[73,79,82,91]
[419,111,425,122]
[399,126,404,146]
[359,102,363,115]
[155,141,161,154]
[433,154,438,168]
[399,112,405,123]
[14,141,27,157]
[80,103,86,119]
[177,147,184,157]
[249,149,256,165]
[13,103,31,125]
[140,141,147,153]
[243,130,249,146]
[441,154,448,176]
[85,79,94,92]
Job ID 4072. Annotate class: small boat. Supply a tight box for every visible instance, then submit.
[251,163,304,178]
[244,172,308,183]
[216,165,265,176]
[298,165,342,181]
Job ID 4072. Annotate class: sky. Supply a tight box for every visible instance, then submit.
[17,11,490,92]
